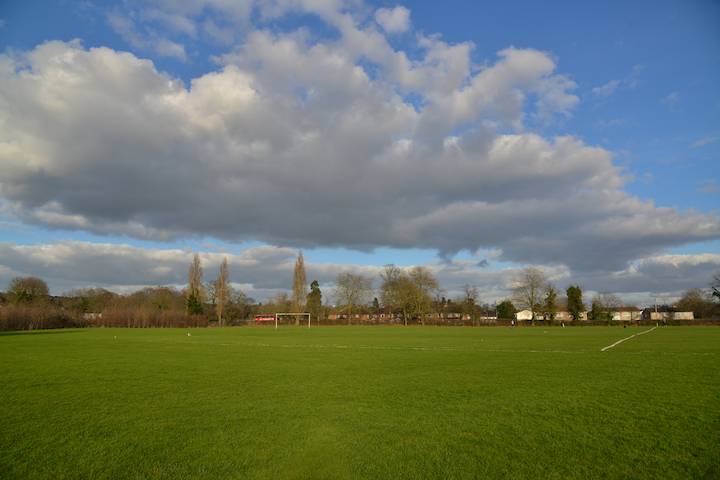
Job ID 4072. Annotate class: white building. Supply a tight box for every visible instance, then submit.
[649,311,694,321]
[611,310,642,321]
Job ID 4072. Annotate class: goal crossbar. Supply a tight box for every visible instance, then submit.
[274,312,311,329]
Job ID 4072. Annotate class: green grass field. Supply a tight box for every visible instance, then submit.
[1,326,718,479]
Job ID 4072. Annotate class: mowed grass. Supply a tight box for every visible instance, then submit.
[1,326,718,479]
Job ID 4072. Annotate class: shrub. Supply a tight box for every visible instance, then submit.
[0,305,86,331]
[94,308,208,328]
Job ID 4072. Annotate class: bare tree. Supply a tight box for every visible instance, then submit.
[407,266,439,325]
[462,284,479,325]
[591,292,622,322]
[380,264,403,319]
[712,272,720,302]
[675,288,714,318]
[215,257,231,326]
[186,253,205,314]
[335,272,373,325]
[271,292,292,314]
[379,265,438,325]
[380,265,414,325]
[291,251,307,323]
[227,289,250,320]
[512,267,546,325]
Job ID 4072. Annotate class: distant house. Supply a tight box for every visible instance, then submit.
[555,311,584,321]
[647,311,694,321]
[610,307,642,321]
[515,310,533,321]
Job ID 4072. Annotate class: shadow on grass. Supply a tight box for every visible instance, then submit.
[0,329,86,337]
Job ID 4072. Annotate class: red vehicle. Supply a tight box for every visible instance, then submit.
[254,314,275,323]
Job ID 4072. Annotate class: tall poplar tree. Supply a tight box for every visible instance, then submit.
[291,251,307,323]
[186,253,204,315]
[215,257,230,326]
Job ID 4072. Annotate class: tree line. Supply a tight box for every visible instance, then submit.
[2,254,719,330]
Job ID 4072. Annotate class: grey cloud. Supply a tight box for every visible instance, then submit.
[0,242,717,307]
[572,254,720,297]
[0,21,718,273]
[0,241,376,298]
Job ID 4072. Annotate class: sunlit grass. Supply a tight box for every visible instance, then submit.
[1,326,718,479]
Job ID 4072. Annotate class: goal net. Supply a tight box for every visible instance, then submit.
[273,313,311,329]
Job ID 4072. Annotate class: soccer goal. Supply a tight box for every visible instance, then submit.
[274,313,311,329]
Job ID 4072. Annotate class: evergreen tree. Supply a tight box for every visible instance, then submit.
[497,300,516,319]
[307,280,322,325]
[186,294,203,315]
[371,297,380,315]
[543,284,558,322]
[566,285,584,322]
[589,300,604,322]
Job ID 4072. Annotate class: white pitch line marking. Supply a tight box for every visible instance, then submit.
[601,326,657,352]
[214,342,588,354]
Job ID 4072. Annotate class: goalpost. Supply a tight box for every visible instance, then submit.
[274,313,311,329]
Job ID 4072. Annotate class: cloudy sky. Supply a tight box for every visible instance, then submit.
[0,0,719,305]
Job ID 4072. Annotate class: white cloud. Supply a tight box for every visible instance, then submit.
[699,179,719,194]
[140,8,198,37]
[691,134,720,149]
[592,64,642,97]
[374,6,410,34]
[0,3,718,275]
[662,91,680,106]
[202,18,235,44]
[0,241,717,306]
[106,0,256,50]
[592,79,620,97]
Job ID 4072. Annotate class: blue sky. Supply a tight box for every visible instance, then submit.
[0,0,718,301]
